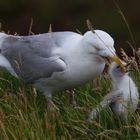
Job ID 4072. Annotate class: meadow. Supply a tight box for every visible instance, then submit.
[0,48,139,140]
[0,4,140,138]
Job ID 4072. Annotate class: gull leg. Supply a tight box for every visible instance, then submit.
[44,91,59,112]
[67,90,77,106]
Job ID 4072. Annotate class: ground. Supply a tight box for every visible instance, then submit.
[0,67,140,140]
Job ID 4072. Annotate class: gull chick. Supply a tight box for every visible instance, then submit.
[89,62,139,121]
[0,30,123,109]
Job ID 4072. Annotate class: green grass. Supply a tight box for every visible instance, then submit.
[1,1,139,139]
[0,69,140,140]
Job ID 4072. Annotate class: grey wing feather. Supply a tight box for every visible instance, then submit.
[20,32,77,57]
[2,32,79,57]
[1,32,76,83]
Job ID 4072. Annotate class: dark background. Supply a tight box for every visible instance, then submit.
[0,0,139,54]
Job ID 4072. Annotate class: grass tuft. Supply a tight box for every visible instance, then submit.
[0,2,140,138]
[0,62,140,140]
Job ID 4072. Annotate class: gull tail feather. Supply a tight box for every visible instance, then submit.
[0,33,18,78]
[0,54,18,78]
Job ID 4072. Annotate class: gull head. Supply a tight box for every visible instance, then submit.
[109,62,127,79]
[83,30,124,68]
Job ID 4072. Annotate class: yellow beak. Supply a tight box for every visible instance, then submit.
[111,54,125,68]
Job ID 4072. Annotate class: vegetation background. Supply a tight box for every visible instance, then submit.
[0,0,140,49]
[0,0,140,140]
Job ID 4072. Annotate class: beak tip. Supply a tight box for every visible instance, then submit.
[111,54,125,68]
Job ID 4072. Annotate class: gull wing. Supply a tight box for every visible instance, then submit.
[1,32,78,83]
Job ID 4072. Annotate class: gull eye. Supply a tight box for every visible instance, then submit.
[94,46,101,51]
[116,65,120,69]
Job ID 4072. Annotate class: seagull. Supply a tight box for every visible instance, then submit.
[88,62,139,121]
[0,30,123,109]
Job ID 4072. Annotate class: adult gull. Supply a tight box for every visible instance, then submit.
[0,30,124,108]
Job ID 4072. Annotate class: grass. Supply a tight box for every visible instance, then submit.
[0,1,140,138]
[0,63,140,140]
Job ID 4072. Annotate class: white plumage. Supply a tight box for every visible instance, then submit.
[0,30,123,108]
[89,62,139,121]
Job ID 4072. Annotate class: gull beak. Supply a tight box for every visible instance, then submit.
[102,54,125,69]
[111,54,125,69]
